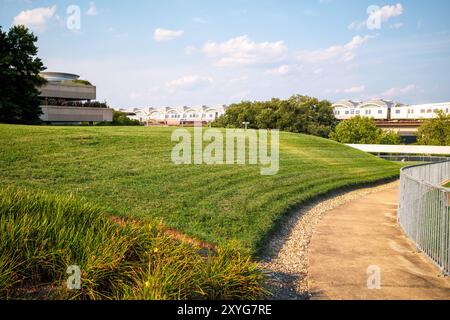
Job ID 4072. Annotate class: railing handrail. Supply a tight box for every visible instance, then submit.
[400,160,450,192]
[398,160,450,275]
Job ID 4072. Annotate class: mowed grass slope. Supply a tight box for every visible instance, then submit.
[0,125,401,253]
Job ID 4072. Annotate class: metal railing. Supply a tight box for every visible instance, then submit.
[398,161,450,275]
[378,154,450,163]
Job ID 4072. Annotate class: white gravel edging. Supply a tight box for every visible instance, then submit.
[259,180,399,300]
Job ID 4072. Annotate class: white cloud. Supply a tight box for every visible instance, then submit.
[369,3,403,26]
[382,84,415,98]
[327,85,366,94]
[166,75,213,90]
[348,21,366,31]
[201,35,287,67]
[298,35,371,64]
[87,2,97,16]
[13,6,56,32]
[153,28,185,42]
[349,4,403,31]
[265,65,291,75]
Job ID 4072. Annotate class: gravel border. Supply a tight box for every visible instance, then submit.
[259,180,399,300]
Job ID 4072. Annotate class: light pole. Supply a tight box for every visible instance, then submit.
[242,122,250,130]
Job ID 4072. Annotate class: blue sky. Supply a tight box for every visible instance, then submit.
[1,0,450,108]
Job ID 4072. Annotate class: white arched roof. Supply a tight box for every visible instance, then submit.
[123,105,227,120]
[332,100,360,109]
[359,99,395,109]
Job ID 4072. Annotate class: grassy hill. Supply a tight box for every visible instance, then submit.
[0,125,401,253]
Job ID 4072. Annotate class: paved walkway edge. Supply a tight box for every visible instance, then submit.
[308,182,450,300]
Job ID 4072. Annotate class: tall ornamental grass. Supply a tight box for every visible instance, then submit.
[0,188,267,300]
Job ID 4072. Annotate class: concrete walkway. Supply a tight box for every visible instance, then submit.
[308,182,450,300]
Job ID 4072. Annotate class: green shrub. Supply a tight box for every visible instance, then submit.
[71,79,92,86]
[97,111,141,126]
[417,110,450,146]
[330,116,401,145]
[0,188,267,300]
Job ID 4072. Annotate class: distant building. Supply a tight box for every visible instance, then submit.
[332,99,450,121]
[332,99,450,143]
[332,99,396,120]
[124,105,227,126]
[39,72,113,123]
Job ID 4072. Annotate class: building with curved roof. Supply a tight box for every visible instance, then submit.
[41,72,80,82]
[332,99,398,120]
[332,100,361,109]
[124,105,227,125]
[332,99,450,121]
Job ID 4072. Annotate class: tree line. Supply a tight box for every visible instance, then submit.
[212,95,337,138]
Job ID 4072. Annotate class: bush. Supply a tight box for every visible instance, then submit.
[330,116,401,145]
[417,110,450,146]
[42,99,108,109]
[0,188,267,300]
[378,130,402,145]
[71,79,92,86]
[97,111,141,126]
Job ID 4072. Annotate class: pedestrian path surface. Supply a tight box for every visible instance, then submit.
[308,182,450,300]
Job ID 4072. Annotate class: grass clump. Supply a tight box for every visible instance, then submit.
[0,188,267,300]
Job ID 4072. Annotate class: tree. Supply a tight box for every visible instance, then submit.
[330,116,401,145]
[0,25,46,124]
[212,95,337,138]
[378,130,402,145]
[417,110,450,146]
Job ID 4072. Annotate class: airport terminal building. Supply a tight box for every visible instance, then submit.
[39,72,113,124]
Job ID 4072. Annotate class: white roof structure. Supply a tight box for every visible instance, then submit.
[332,100,361,109]
[333,99,397,109]
[348,144,450,155]
[40,72,80,82]
[123,105,227,123]
[358,99,397,109]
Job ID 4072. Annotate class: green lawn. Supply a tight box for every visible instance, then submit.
[0,125,401,253]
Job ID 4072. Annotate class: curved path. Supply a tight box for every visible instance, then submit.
[308,182,450,300]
